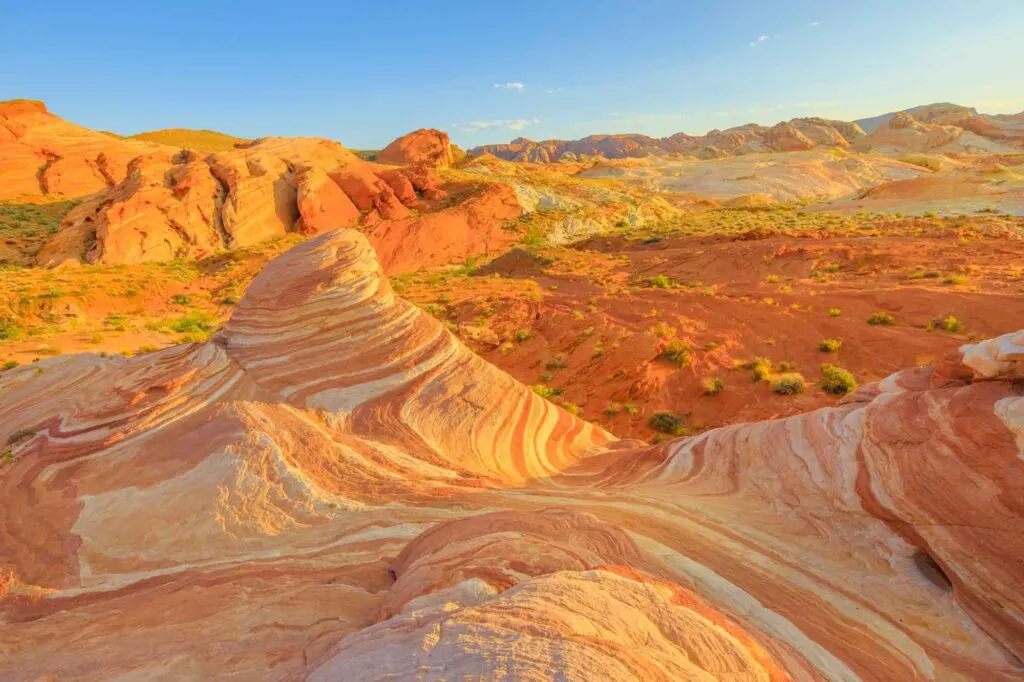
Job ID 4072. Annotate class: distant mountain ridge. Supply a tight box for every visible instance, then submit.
[852,103,978,133]
[472,103,1024,162]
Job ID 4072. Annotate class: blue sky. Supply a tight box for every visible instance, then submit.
[2,0,1023,149]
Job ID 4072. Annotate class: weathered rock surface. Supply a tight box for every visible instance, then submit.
[1,227,1022,680]
[376,128,455,168]
[35,135,513,273]
[0,99,173,199]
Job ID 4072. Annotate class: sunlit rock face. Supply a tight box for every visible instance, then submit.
[2,227,1022,681]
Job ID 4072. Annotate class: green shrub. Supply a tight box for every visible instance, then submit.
[171,311,217,337]
[1,360,18,371]
[645,273,675,289]
[772,373,806,395]
[819,338,842,353]
[0,317,23,341]
[623,403,639,416]
[821,364,857,395]
[944,275,967,286]
[170,293,192,305]
[936,315,964,333]
[603,403,622,416]
[561,402,583,417]
[648,411,688,436]
[512,329,532,342]
[530,384,564,399]
[657,340,692,366]
[702,377,725,395]
[546,354,568,369]
[744,357,773,382]
[867,311,894,326]
[829,308,842,317]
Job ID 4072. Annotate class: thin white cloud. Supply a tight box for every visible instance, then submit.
[807,21,820,27]
[493,82,525,90]
[454,118,540,132]
[546,88,559,94]
[750,34,769,47]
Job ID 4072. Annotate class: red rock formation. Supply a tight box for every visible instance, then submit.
[1,228,1022,679]
[376,128,454,168]
[0,99,174,199]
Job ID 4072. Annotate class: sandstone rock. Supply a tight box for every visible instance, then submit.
[294,164,360,234]
[0,99,175,199]
[330,164,411,220]
[376,128,454,168]
[1,228,1022,680]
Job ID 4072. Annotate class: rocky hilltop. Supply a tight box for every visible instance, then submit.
[1,226,1022,680]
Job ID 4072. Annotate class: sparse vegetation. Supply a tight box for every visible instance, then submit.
[656,340,692,367]
[820,364,857,395]
[512,329,532,342]
[702,377,725,395]
[530,384,564,399]
[744,357,774,382]
[867,311,895,326]
[772,373,806,395]
[648,411,688,436]
[819,338,842,353]
[931,315,964,333]
[829,308,842,317]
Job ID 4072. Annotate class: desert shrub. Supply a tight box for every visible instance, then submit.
[0,317,23,341]
[1,360,18,370]
[603,403,622,416]
[772,373,806,395]
[648,411,688,436]
[775,360,796,372]
[867,311,894,326]
[944,275,967,286]
[702,377,725,395]
[648,322,675,339]
[899,154,943,172]
[512,329,532,342]
[935,315,964,333]
[819,338,842,353]
[622,403,639,416]
[704,341,718,351]
[765,274,780,283]
[530,384,564,399]
[105,313,129,331]
[820,364,857,395]
[829,308,842,317]
[744,357,773,382]
[222,294,240,305]
[657,340,692,366]
[561,402,583,417]
[546,354,568,369]
[645,274,675,289]
[171,311,217,336]
[170,294,192,305]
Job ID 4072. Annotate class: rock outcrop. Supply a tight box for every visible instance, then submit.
[1,226,1022,680]
[376,128,454,168]
[0,99,173,199]
[35,137,519,273]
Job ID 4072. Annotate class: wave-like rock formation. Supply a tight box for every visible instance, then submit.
[1,227,1022,680]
